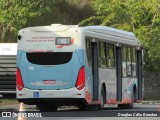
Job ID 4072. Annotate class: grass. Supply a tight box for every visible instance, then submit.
[0,99,19,106]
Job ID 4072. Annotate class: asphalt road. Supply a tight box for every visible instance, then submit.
[0,104,160,120]
[0,103,159,111]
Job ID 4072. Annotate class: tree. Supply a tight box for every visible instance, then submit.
[0,0,93,42]
[0,0,62,42]
[79,0,160,71]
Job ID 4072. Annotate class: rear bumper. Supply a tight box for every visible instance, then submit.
[17,87,85,99]
[17,98,86,106]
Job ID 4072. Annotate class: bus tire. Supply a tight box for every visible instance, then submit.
[50,105,58,111]
[128,88,136,109]
[118,90,135,109]
[37,105,49,111]
[125,90,135,109]
[78,105,87,111]
[99,87,105,110]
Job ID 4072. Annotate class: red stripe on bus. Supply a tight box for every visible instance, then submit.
[85,91,92,103]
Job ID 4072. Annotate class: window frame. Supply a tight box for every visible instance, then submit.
[85,37,92,67]
[98,41,107,68]
[107,43,115,68]
[122,45,137,78]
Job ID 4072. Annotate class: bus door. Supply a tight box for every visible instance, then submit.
[115,46,122,102]
[91,42,99,101]
[137,49,143,101]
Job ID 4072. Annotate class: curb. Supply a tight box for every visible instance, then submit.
[140,101,160,104]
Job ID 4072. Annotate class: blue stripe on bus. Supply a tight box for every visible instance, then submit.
[16,50,24,66]
[17,49,85,90]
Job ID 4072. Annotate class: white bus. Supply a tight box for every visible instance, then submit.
[16,24,143,111]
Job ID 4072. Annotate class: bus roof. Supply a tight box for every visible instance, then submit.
[24,24,78,32]
[20,24,140,46]
[84,26,135,38]
[83,26,140,46]
[22,24,134,36]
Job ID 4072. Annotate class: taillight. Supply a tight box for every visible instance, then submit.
[75,66,85,90]
[16,68,24,91]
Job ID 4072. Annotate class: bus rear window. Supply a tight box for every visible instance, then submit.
[26,52,72,65]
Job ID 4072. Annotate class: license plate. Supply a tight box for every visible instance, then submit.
[43,80,55,84]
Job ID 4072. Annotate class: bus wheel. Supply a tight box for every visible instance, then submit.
[99,87,105,110]
[50,105,58,111]
[118,90,135,109]
[78,105,98,111]
[128,90,135,109]
[78,105,87,111]
[37,105,50,111]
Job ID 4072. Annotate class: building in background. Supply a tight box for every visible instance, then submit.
[0,43,17,97]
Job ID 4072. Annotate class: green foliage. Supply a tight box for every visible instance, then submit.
[0,0,93,42]
[80,0,160,71]
[79,16,105,26]
[1,0,160,71]
[0,0,62,42]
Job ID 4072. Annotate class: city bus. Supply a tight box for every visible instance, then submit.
[16,24,143,111]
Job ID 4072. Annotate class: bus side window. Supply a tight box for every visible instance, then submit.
[122,46,127,77]
[86,38,92,67]
[99,41,107,67]
[132,48,137,77]
[107,44,115,68]
[127,47,132,76]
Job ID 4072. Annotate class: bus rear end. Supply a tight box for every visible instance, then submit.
[16,25,86,108]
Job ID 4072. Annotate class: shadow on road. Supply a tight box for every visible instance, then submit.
[2,94,16,99]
